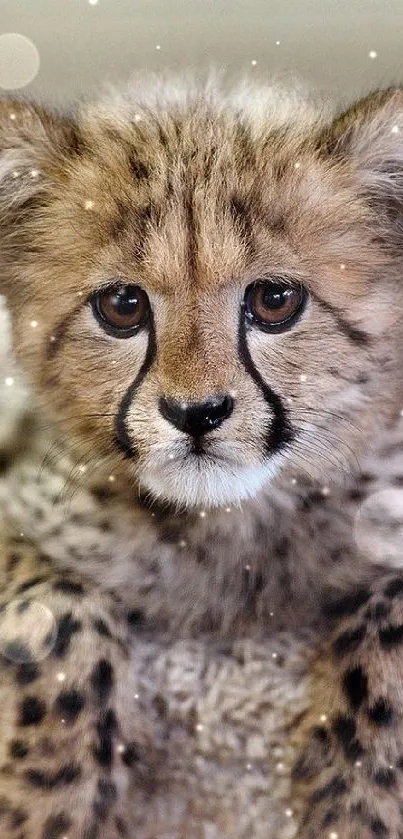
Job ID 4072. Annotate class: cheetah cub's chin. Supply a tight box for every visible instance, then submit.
[137,453,285,508]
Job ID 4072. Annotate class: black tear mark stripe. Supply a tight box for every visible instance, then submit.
[315,296,371,347]
[238,316,294,455]
[115,314,157,457]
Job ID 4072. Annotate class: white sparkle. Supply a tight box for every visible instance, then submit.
[269,611,274,617]
[30,319,38,328]
[391,125,400,134]
[321,486,330,496]
[340,263,346,270]
[30,168,39,178]
[134,113,142,123]
[78,464,87,474]
[19,532,24,538]
[195,723,204,731]
[117,743,125,754]
[272,652,278,659]
[275,40,280,45]
[108,475,116,482]
[179,540,187,548]
[199,510,206,518]
[9,112,16,120]
[276,762,285,772]
[299,373,307,383]
[369,50,377,59]
[84,199,94,210]
[400,409,403,417]
[88,0,99,4]
[168,454,175,460]
[319,714,328,723]
[225,507,231,513]
[5,377,14,387]
[134,693,139,699]
[61,718,66,724]
[355,760,362,768]
[291,477,297,485]
[284,808,293,818]
[12,170,19,179]
[155,44,161,50]
[56,672,66,682]
[245,564,251,570]
[329,833,339,839]
[246,763,252,770]
[251,59,257,66]
[294,161,301,169]
[49,335,56,343]
[77,291,83,297]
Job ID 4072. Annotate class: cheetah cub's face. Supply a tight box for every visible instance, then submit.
[1,82,403,508]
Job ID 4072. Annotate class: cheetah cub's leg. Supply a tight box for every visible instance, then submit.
[292,573,403,839]
[0,538,153,839]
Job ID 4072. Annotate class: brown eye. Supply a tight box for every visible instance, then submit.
[244,280,306,332]
[92,284,150,337]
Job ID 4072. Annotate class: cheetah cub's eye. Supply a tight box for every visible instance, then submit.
[91,284,150,337]
[244,280,307,333]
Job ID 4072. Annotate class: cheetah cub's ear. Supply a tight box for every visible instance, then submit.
[320,87,403,249]
[0,99,79,261]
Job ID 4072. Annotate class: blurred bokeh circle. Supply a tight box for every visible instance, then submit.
[0,32,40,90]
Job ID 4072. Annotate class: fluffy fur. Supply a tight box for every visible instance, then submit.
[1,75,403,837]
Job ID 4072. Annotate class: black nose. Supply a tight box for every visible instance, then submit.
[159,394,234,436]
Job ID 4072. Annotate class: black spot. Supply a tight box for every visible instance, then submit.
[370,817,388,837]
[322,809,338,827]
[332,715,364,762]
[9,740,29,759]
[42,813,72,839]
[55,689,85,722]
[121,742,141,767]
[343,666,369,710]
[333,625,366,656]
[379,624,403,648]
[53,612,82,657]
[92,618,113,639]
[327,589,370,618]
[368,699,393,725]
[19,696,46,726]
[129,157,150,181]
[16,662,40,685]
[16,576,47,594]
[127,609,145,629]
[365,601,390,621]
[9,808,27,828]
[92,708,117,767]
[384,577,403,598]
[347,488,365,501]
[359,472,375,484]
[91,659,114,704]
[93,777,117,821]
[16,599,31,614]
[310,775,347,804]
[91,486,115,503]
[373,767,396,788]
[26,763,81,789]
[6,552,22,574]
[53,579,84,595]
[115,816,128,836]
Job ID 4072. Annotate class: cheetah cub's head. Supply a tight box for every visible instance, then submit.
[1,80,403,509]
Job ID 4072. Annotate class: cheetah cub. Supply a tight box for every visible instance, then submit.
[1,76,403,839]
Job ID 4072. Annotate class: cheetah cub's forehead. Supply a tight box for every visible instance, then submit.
[1,80,403,508]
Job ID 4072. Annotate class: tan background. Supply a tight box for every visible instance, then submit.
[1,0,403,108]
